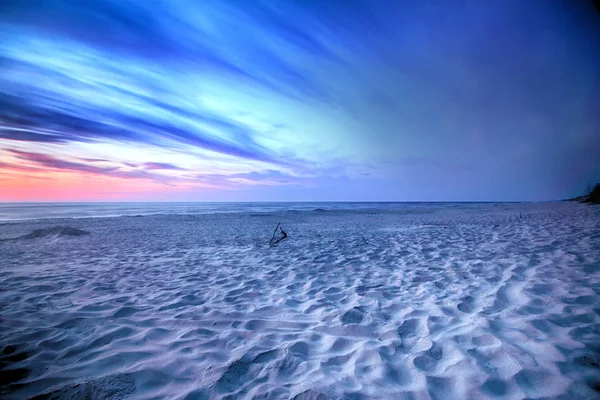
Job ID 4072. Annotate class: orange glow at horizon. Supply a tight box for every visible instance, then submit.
[0,169,212,201]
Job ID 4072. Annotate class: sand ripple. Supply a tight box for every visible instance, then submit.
[1,202,599,399]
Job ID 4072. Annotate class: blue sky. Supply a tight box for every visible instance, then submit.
[1,0,599,201]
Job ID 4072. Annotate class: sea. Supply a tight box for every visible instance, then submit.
[0,201,505,221]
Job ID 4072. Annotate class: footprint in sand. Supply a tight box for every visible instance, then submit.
[457,295,477,313]
[341,307,365,324]
[413,341,443,371]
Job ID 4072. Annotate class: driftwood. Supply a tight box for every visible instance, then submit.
[269,222,288,247]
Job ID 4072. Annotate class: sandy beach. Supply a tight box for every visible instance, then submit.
[1,202,599,399]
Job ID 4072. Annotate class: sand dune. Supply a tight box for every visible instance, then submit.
[1,202,599,399]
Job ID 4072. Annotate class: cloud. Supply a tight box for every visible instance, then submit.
[230,170,290,183]
[8,149,174,183]
[190,169,306,188]
[143,162,187,171]
[0,1,334,101]
[0,127,77,144]
[0,92,286,165]
[3,149,305,190]
[0,160,46,173]
[0,0,340,179]
[79,157,110,163]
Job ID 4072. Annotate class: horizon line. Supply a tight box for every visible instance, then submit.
[0,200,551,204]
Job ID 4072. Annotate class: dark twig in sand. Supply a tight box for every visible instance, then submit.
[271,222,281,241]
[269,222,288,247]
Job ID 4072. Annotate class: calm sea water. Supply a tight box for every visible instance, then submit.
[0,202,505,221]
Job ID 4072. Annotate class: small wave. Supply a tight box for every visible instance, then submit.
[18,226,89,240]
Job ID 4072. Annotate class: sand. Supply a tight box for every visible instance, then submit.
[0,202,599,399]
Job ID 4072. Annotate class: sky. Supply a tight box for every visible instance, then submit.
[0,0,599,202]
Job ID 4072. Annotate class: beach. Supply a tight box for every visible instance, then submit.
[1,202,599,399]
